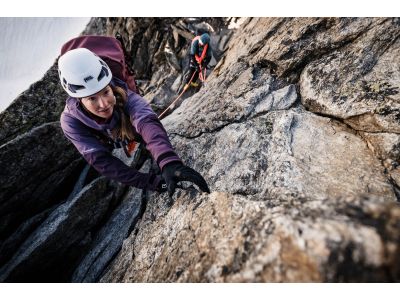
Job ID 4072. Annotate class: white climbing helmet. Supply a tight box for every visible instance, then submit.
[58,48,112,98]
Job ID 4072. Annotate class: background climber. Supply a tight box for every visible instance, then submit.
[182,33,212,90]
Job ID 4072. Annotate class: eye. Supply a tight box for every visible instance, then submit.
[104,89,109,95]
[90,97,97,102]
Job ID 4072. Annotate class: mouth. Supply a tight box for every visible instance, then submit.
[98,107,112,113]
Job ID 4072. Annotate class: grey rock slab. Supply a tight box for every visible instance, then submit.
[0,177,116,282]
[0,122,82,241]
[71,187,145,282]
[300,18,400,133]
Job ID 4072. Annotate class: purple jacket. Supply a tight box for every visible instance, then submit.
[60,78,181,190]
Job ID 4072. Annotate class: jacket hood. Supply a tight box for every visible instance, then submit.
[62,78,128,131]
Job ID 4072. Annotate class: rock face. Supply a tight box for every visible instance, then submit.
[101,192,400,282]
[0,17,232,282]
[103,17,230,115]
[0,122,83,267]
[1,17,400,283]
[298,17,400,194]
[100,17,400,282]
[0,177,119,282]
[300,18,400,130]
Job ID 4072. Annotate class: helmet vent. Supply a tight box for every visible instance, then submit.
[97,66,109,81]
[68,83,85,93]
[84,75,94,83]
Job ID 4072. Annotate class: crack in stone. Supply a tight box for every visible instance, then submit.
[247,18,289,57]
[169,105,296,141]
[302,101,400,198]
[260,20,383,86]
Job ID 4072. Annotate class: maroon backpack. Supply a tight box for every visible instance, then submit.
[60,34,139,94]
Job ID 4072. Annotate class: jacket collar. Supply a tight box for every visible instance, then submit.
[64,78,124,131]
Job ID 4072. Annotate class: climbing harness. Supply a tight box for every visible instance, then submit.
[85,119,140,159]
[194,43,208,66]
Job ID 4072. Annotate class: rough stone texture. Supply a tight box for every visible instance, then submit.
[0,67,67,144]
[71,160,151,283]
[264,109,394,200]
[101,192,400,282]
[217,18,377,81]
[300,18,400,133]
[163,61,294,137]
[0,206,54,267]
[361,132,400,164]
[0,177,120,282]
[0,122,82,245]
[104,17,231,115]
[298,17,400,194]
[71,186,145,283]
[2,17,400,283]
[360,131,400,194]
[99,17,400,283]
[164,98,394,201]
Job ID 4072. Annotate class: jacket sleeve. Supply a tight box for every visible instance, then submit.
[60,112,161,190]
[126,93,182,170]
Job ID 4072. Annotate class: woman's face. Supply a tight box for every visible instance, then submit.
[81,85,115,119]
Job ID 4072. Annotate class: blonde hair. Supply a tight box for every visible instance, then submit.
[111,85,136,141]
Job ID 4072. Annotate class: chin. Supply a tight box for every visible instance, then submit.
[97,108,113,119]
[101,112,113,119]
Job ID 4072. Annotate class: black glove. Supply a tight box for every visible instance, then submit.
[156,178,168,193]
[189,55,199,69]
[189,60,199,71]
[162,161,210,197]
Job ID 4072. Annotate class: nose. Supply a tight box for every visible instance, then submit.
[97,96,108,108]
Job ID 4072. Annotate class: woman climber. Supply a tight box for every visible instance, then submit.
[58,47,210,197]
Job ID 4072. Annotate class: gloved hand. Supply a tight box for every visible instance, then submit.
[189,60,199,71]
[156,178,168,193]
[162,161,210,197]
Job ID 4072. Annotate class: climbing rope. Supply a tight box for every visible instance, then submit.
[158,63,208,120]
[199,65,207,86]
[158,70,197,120]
